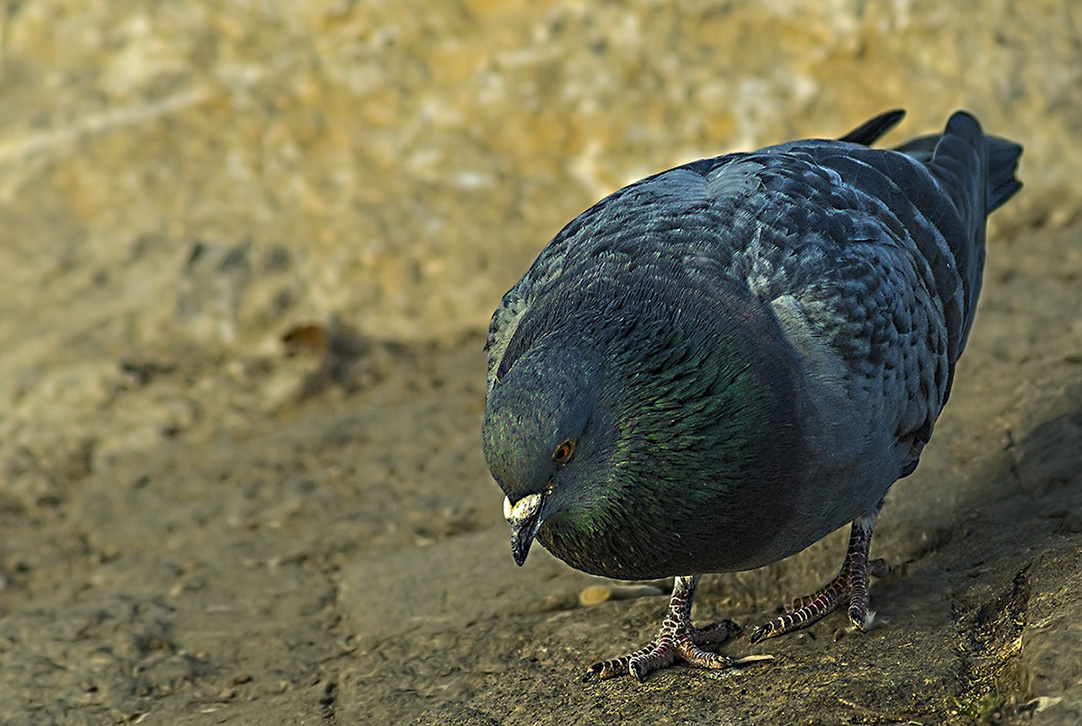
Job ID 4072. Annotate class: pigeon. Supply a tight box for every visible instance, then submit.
[481,110,1022,681]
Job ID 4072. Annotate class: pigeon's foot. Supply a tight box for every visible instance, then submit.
[749,514,890,643]
[587,575,771,681]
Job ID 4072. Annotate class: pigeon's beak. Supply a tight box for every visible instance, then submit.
[503,492,544,566]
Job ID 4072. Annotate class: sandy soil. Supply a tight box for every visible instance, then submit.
[0,1,1080,724]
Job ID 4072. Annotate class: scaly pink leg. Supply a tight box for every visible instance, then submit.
[588,575,756,681]
[749,514,890,643]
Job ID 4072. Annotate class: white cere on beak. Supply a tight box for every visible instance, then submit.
[504,492,543,527]
[505,492,546,566]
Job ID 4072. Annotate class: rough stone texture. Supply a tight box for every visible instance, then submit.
[0,1,1079,724]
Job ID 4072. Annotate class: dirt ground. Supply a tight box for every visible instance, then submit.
[0,1,1080,724]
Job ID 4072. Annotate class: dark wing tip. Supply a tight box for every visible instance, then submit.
[838,109,907,146]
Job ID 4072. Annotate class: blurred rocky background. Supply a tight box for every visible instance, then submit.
[0,0,1079,724]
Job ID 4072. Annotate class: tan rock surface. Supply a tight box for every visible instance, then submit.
[0,1,1079,723]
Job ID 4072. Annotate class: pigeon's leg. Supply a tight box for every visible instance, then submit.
[749,514,890,643]
[587,575,760,681]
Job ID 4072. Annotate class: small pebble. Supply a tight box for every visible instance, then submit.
[579,585,611,606]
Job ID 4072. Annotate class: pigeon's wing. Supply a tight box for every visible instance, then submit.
[722,113,1020,463]
[776,111,1021,366]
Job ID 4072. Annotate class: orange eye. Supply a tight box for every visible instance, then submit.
[552,437,576,465]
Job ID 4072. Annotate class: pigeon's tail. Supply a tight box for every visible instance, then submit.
[895,112,1022,352]
[893,112,1023,220]
[986,134,1025,213]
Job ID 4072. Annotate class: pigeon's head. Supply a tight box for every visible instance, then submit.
[482,333,616,567]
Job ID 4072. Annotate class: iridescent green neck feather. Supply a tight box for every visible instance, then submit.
[484,265,808,580]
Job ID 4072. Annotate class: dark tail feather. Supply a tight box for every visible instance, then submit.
[899,111,1023,354]
[838,109,906,146]
[986,136,1023,212]
[926,112,989,246]
[924,113,989,352]
[891,134,938,162]
[894,116,1023,215]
